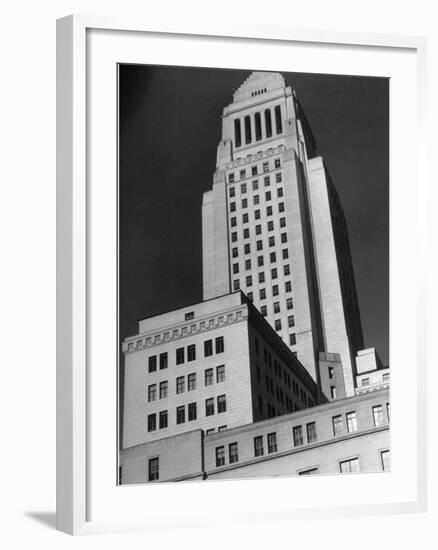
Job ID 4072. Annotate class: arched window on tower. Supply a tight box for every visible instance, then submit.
[234,119,241,148]
[255,112,262,141]
[275,105,283,134]
[244,115,252,144]
[264,109,272,138]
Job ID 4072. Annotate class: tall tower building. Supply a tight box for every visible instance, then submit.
[202,72,363,396]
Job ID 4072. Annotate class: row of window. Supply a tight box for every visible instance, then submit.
[233,107,282,148]
[230,187,284,213]
[147,449,391,481]
[231,218,287,246]
[147,395,227,432]
[229,169,282,195]
[147,366,226,402]
[232,235,288,264]
[147,337,224,372]
[361,373,390,386]
[230,203,286,229]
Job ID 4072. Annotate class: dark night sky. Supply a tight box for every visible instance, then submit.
[119,65,389,366]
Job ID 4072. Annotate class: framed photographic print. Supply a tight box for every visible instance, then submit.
[57,15,427,535]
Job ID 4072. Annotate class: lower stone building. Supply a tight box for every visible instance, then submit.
[120,386,389,484]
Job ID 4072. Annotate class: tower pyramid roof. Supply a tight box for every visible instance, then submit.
[233,72,286,102]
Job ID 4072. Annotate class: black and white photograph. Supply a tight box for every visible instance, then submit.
[118,65,390,484]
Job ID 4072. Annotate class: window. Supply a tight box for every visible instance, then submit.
[254,194,260,205]
[328,366,334,379]
[332,415,343,436]
[244,243,251,254]
[243,213,250,224]
[244,115,251,144]
[255,224,261,235]
[215,336,224,354]
[386,403,390,421]
[274,158,281,169]
[231,232,237,242]
[216,365,225,383]
[188,402,197,421]
[273,302,280,313]
[373,405,384,426]
[265,109,272,137]
[254,435,264,457]
[229,442,239,463]
[159,381,168,399]
[206,398,215,416]
[259,272,265,284]
[346,412,358,433]
[293,425,303,446]
[176,405,185,424]
[381,450,390,471]
[218,425,227,432]
[267,432,277,453]
[261,305,267,316]
[280,218,286,229]
[240,170,246,181]
[361,378,370,386]
[148,457,159,481]
[246,275,253,287]
[187,344,196,362]
[233,280,240,291]
[205,368,213,386]
[148,384,157,402]
[159,410,168,429]
[383,373,390,382]
[247,292,253,302]
[268,236,275,247]
[206,429,215,435]
[159,352,168,370]
[148,355,157,373]
[234,118,241,147]
[272,285,278,297]
[147,413,156,432]
[287,297,293,310]
[232,247,238,258]
[176,347,184,365]
[255,112,262,141]
[289,333,296,346]
[284,264,290,275]
[279,202,285,212]
[275,319,282,331]
[230,201,236,212]
[275,105,283,133]
[330,386,336,399]
[233,263,239,274]
[204,339,213,357]
[242,198,248,209]
[263,162,269,173]
[188,373,196,391]
[280,232,287,244]
[253,180,259,191]
[254,210,260,220]
[298,468,318,476]
[267,205,273,216]
[217,394,227,413]
[215,446,225,467]
[230,217,236,227]
[306,422,317,443]
[266,191,272,201]
[339,457,360,474]
[276,172,282,183]
[270,252,276,263]
[252,166,258,176]
[229,185,235,196]
[176,376,185,394]
[264,176,270,187]
[257,256,264,267]
[256,240,263,252]
[282,248,289,259]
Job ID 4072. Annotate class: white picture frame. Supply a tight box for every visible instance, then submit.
[56,14,427,535]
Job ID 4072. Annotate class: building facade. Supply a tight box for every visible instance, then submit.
[202,72,363,395]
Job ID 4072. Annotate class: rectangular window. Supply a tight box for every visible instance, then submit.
[256,240,263,251]
[328,366,334,379]
[277,187,284,198]
[233,280,240,291]
[254,195,260,205]
[176,376,185,394]
[233,263,239,274]
[256,224,261,235]
[187,344,196,362]
[287,297,293,309]
[293,425,303,447]
[240,170,246,181]
[273,301,280,313]
[253,180,259,191]
[230,201,236,212]
[254,435,264,457]
[215,336,224,354]
[204,339,213,357]
[217,394,227,413]
[381,449,390,471]
[275,319,282,331]
[373,405,384,426]
[265,191,272,201]
[340,457,360,474]
[218,425,227,432]
[159,410,168,429]
[244,228,250,239]
[281,232,287,243]
[188,402,197,421]
[230,217,236,227]
[268,236,275,247]
[205,368,213,386]
[259,272,265,284]
[216,365,225,383]
[332,415,343,436]
[188,373,196,391]
[289,333,296,346]
[242,198,248,209]
[276,172,282,183]
[159,352,168,370]
[159,381,168,399]
[267,206,273,216]
[176,347,184,365]
[288,315,295,327]
[148,457,159,481]
[252,166,258,176]
[229,442,239,464]
[148,355,157,373]
[229,173,235,183]
[229,185,235,195]
[274,158,281,169]
[264,176,270,187]
[215,446,225,467]
[232,247,238,258]
[280,217,286,228]
[298,468,319,476]
[231,232,237,242]
[284,264,290,275]
[254,209,261,220]
[241,182,247,193]
[206,398,215,416]
[147,413,156,432]
[282,248,289,259]
[267,432,277,453]
[330,386,336,399]
[270,252,276,263]
[176,405,185,424]
[306,422,317,443]
[246,275,252,287]
[261,305,267,316]
[346,412,358,433]
[244,243,251,254]
[257,256,264,267]
[279,202,285,212]
[386,403,390,421]
[148,384,157,402]
[260,288,266,300]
